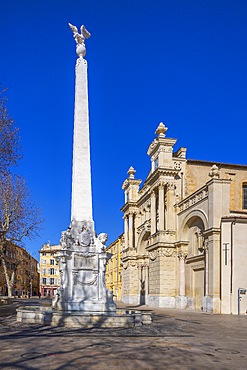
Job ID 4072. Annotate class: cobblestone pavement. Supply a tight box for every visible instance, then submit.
[0,299,246,369]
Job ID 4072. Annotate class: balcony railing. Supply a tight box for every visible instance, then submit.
[178,185,208,213]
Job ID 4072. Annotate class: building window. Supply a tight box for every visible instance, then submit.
[42,278,46,285]
[42,268,46,275]
[42,252,46,256]
[42,259,46,265]
[50,268,55,275]
[50,278,55,285]
[243,184,247,209]
[154,157,158,169]
[50,259,55,265]
[50,253,54,256]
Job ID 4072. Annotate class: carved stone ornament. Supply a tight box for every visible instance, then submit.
[174,161,182,170]
[137,222,151,234]
[209,164,220,178]
[149,248,176,261]
[130,260,137,267]
[166,182,176,191]
[128,166,136,179]
[74,253,97,269]
[78,227,92,246]
[68,23,91,58]
[122,262,129,270]
[95,233,108,251]
[155,122,168,137]
[60,228,74,249]
[73,270,98,286]
[203,239,209,252]
[177,252,187,260]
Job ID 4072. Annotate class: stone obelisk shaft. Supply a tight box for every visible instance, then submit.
[71,57,93,224]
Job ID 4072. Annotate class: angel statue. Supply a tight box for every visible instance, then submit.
[68,23,91,46]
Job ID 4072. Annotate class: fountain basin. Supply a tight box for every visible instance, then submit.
[16,306,152,328]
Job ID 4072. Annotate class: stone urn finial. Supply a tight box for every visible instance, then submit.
[128,166,136,179]
[209,164,220,178]
[155,122,168,137]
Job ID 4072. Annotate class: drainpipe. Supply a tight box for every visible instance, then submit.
[230,219,236,294]
[181,172,184,200]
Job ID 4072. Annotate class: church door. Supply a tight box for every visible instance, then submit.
[193,268,204,310]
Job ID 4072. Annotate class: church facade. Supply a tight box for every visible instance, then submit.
[121,123,247,314]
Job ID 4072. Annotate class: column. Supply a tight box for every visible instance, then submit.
[138,264,142,295]
[124,216,129,250]
[159,183,165,231]
[144,264,149,296]
[151,190,156,234]
[129,212,134,250]
[204,244,209,296]
[178,254,186,296]
[166,183,175,230]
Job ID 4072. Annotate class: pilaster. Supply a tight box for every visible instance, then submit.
[151,190,157,234]
[158,183,165,231]
[166,183,176,230]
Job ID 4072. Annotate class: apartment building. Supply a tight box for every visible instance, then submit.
[105,234,123,301]
[0,242,39,297]
[39,243,61,297]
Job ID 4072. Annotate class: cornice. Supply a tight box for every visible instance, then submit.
[122,178,142,190]
[185,254,204,264]
[203,227,221,237]
[145,167,179,185]
[206,178,231,186]
[121,201,138,213]
[147,137,177,157]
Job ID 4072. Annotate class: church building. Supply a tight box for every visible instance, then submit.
[121,122,247,314]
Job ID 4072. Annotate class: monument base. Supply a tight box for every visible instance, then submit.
[55,299,116,312]
[16,306,152,328]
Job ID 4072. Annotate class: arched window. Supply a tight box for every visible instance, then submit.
[242,183,247,209]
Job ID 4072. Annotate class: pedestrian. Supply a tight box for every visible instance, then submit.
[38,292,41,299]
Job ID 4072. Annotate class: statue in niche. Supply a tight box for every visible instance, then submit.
[195,230,203,254]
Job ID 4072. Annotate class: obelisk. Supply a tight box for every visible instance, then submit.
[69,23,94,234]
[52,24,116,313]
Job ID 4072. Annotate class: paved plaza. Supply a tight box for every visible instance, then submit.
[0,298,246,369]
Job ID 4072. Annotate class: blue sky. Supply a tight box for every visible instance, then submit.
[1,0,247,260]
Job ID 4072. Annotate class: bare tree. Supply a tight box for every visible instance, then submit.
[0,173,43,296]
[0,88,22,174]
[0,89,43,297]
